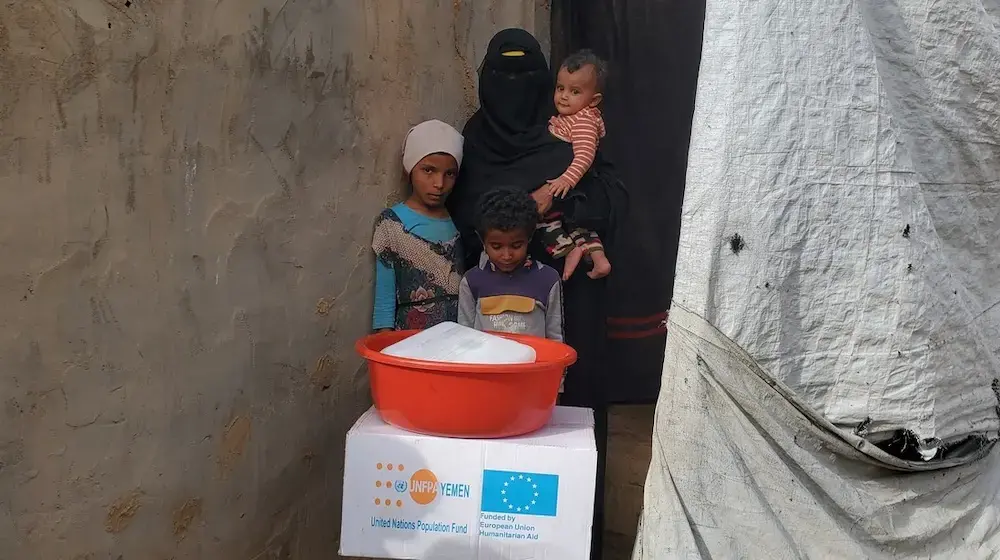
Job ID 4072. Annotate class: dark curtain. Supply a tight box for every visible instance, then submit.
[551,0,706,404]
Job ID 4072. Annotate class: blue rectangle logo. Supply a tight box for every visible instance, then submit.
[481,470,559,517]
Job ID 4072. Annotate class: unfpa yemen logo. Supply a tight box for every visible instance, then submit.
[373,462,471,506]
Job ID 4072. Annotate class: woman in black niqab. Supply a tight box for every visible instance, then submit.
[447,30,625,559]
[447,28,562,248]
[447,28,627,408]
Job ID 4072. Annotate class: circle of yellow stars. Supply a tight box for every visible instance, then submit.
[501,473,539,513]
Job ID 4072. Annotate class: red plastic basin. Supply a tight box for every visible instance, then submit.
[355,330,577,438]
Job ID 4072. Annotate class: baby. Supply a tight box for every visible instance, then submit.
[539,49,612,280]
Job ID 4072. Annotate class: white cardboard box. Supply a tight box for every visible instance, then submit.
[339,406,597,559]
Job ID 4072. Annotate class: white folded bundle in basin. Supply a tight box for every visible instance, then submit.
[381,322,536,364]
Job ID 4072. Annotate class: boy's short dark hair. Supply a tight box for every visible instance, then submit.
[561,49,609,91]
[476,187,539,236]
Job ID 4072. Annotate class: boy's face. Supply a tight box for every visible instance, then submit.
[410,153,458,209]
[554,64,602,116]
[483,229,530,273]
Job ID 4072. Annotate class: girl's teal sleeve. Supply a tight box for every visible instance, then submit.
[372,258,395,330]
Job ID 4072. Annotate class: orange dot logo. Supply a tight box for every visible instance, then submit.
[408,469,438,505]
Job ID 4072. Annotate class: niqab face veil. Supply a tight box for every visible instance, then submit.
[473,28,554,160]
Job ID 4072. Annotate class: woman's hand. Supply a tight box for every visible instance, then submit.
[531,187,554,215]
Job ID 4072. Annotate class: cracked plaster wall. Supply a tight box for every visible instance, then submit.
[0,1,548,558]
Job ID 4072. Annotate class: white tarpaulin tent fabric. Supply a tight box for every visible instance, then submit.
[634,0,1000,558]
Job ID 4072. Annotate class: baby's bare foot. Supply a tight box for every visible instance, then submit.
[563,246,584,281]
[587,250,612,279]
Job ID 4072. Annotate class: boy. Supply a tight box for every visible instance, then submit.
[372,119,465,331]
[458,187,564,344]
[540,49,612,281]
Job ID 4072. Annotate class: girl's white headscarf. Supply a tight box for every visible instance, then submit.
[402,120,464,174]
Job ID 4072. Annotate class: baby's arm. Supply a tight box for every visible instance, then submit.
[549,116,601,197]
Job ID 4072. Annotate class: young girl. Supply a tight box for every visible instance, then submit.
[539,49,613,281]
[371,120,465,331]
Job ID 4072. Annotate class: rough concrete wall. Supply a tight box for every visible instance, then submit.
[0,1,548,558]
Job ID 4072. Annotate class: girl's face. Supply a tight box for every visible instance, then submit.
[409,153,458,210]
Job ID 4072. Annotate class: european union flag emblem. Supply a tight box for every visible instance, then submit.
[481,470,559,517]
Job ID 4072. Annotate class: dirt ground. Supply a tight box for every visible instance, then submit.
[602,405,655,560]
